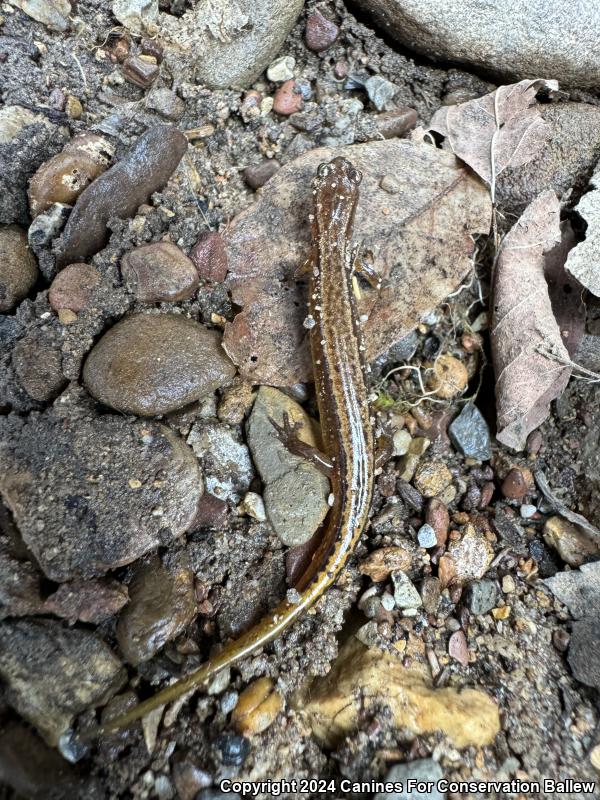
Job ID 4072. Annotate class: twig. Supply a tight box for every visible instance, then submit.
[535,471,600,541]
[536,343,600,383]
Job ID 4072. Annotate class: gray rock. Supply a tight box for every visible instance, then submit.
[543,562,600,619]
[10,0,71,31]
[375,758,444,800]
[564,166,600,296]
[0,225,39,312]
[266,55,295,83]
[354,0,600,89]
[187,421,254,503]
[365,75,398,111]
[27,202,71,248]
[391,571,422,609]
[112,0,158,34]
[246,386,329,546]
[466,579,498,615]
[145,87,185,120]
[449,402,491,461]
[416,524,437,548]
[83,313,235,417]
[162,0,304,90]
[568,617,600,690]
[0,411,202,581]
[0,618,126,745]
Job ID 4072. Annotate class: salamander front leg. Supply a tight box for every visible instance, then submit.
[268,413,334,478]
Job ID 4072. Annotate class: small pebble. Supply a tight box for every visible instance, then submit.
[243,160,280,189]
[417,523,437,549]
[380,592,395,611]
[189,231,228,282]
[552,628,570,653]
[0,224,39,312]
[447,524,494,582]
[391,570,422,609]
[380,174,401,194]
[273,80,303,115]
[413,460,453,498]
[215,734,250,767]
[49,262,100,312]
[425,498,449,547]
[355,620,379,646]
[520,503,537,519]
[448,630,469,666]
[238,491,266,522]
[420,576,441,614]
[375,107,418,138]
[501,467,534,501]
[590,744,600,771]
[448,402,491,461]
[429,354,468,398]
[121,241,199,303]
[305,9,339,52]
[375,759,444,800]
[145,87,185,120]
[501,575,515,593]
[65,95,83,119]
[231,677,283,735]
[266,55,295,82]
[543,515,600,567]
[122,55,159,87]
[466,579,498,615]
[365,75,398,111]
[392,428,412,456]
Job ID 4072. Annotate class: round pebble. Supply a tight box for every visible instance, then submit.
[189,231,228,283]
[273,80,303,115]
[520,503,537,519]
[48,263,100,312]
[243,160,280,189]
[429,354,469,398]
[501,467,534,500]
[0,224,39,312]
[417,523,437,548]
[380,174,402,194]
[414,460,453,497]
[83,313,236,416]
[305,9,339,52]
[121,242,199,303]
[266,55,295,82]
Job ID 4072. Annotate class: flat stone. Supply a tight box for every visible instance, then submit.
[416,524,437,549]
[189,232,228,282]
[144,87,185,120]
[243,161,280,190]
[266,55,295,83]
[42,578,129,624]
[121,242,199,303]
[0,411,202,581]
[448,402,491,461]
[0,618,126,745]
[466,579,498,615]
[354,0,600,90]
[568,617,600,690]
[375,759,444,800]
[365,75,398,111]
[117,555,197,665]
[83,313,235,416]
[0,225,39,312]
[374,108,418,139]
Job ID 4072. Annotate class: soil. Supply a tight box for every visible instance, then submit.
[1,2,599,799]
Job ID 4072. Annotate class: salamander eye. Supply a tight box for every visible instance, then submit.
[349,168,362,184]
[317,163,330,178]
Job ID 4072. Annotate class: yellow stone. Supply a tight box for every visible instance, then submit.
[292,637,500,748]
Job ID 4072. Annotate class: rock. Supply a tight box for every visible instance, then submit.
[112,0,159,34]
[243,160,280,190]
[273,80,304,115]
[0,411,202,581]
[564,165,600,297]
[568,617,600,690]
[359,546,414,582]
[121,242,199,302]
[305,10,339,52]
[266,55,295,82]
[12,333,66,402]
[83,313,235,416]
[425,498,449,547]
[11,0,71,31]
[354,0,600,90]
[380,174,402,194]
[56,126,187,267]
[28,134,113,218]
[501,467,534,501]
[122,55,160,88]
[293,637,500,747]
[0,225,39,312]
[246,386,330,545]
[163,0,303,90]
[413,460,452,498]
[48,262,100,312]
[429,354,468,399]
[391,571,422,609]
[28,202,71,248]
[238,491,266,522]
[0,548,42,620]
[218,381,255,425]
[448,629,469,666]
[448,402,491,461]
[420,576,441,614]
[543,562,600,619]
[172,762,212,800]
[0,618,126,745]
[145,87,185,120]
[231,677,283,735]
[187,421,253,503]
[215,734,250,767]
[498,103,600,214]
[447,524,494,583]
[417,524,437,549]
[466,579,498,615]
[543,516,600,567]
[375,759,444,800]
[392,428,412,456]
[189,232,228,282]
[374,108,418,139]
[365,75,398,111]
[117,555,196,665]
[42,578,129,624]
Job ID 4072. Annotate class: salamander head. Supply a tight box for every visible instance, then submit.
[312,157,362,225]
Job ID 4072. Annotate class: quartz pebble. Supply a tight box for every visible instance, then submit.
[238,491,266,522]
[273,80,303,115]
[0,224,39,312]
[83,313,235,416]
[392,428,412,456]
[380,174,402,194]
[48,262,100,312]
[189,231,228,282]
[121,242,199,302]
[448,402,491,461]
[305,10,339,51]
[520,503,537,519]
[417,523,437,549]
[266,55,295,82]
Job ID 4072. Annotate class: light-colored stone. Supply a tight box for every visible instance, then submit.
[543,516,600,567]
[447,524,494,582]
[11,0,71,31]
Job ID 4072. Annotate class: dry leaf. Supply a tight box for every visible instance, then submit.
[491,190,570,450]
[565,165,600,296]
[430,79,558,202]
[545,220,586,357]
[222,139,491,385]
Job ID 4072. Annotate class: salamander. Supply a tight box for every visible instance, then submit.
[91,156,375,736]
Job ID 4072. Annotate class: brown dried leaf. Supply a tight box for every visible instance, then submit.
[430,79,558,201]
[492,191,569,450]
[223,139,491,385]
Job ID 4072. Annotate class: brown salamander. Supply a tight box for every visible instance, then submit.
[91,156,375,736]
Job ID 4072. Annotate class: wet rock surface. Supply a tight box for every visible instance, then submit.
[0,410,202,580]
[83,313,235,417]
[121,242,199,303]
[0,618,126,745]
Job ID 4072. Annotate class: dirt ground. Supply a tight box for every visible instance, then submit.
[1,1,600,799]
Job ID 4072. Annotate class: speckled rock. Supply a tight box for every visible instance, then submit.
[121,242,199,302]
[117,555,196,665]
[447,524,495,583]
[375,759,444,800]
[48,262,100,312]
[354,0,600,90]
[246,386,329,546]
[187,421,254,503]
[449,402,491,461]
[83,313,235,416]
[145,87,185,120]
[0,411,202,581]
[0,225,39,312]
[413,460,452,497]
[12,333,66,402]
[0,618,126,745]
[466,579,498,615]
[305,10,339,52]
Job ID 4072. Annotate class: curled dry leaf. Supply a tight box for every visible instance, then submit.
[222,139,491,385]
[492,190,571,450]
[545,221,586,357]
[565,165,600,296]
[429,79,558,202]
